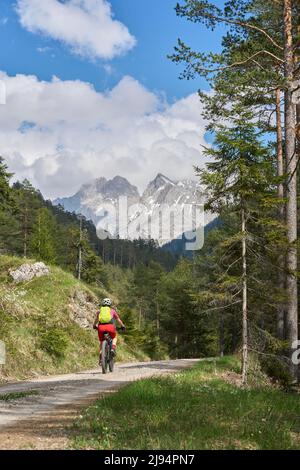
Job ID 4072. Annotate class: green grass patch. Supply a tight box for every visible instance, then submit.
[0,390,39,401]
[0,255,149,381]
[40,327,69,359]
[72,357,300,450]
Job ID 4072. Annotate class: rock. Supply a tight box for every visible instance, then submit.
[9,262,50,283]
[69,289,98,329]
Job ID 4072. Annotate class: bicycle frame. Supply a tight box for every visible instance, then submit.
[100,332,114,374]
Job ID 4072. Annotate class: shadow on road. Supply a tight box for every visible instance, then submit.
[119,361,197,371]
[0,377,127,428]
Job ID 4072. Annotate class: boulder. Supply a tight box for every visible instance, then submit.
[9,262,50,283]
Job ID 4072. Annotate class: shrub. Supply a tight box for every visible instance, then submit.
[40,327,69,360]
[260,355,292,387]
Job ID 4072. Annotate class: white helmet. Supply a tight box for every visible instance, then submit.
[102,298,112,307]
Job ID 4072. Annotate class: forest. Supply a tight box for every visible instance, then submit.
[0,0,300,388]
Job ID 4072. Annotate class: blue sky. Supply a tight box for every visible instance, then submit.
[0,0,225,100]
[0,0,226,197]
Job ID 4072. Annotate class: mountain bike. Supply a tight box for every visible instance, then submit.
[100,332,115,374]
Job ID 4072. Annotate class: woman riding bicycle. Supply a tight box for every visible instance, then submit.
[93,298,125,357]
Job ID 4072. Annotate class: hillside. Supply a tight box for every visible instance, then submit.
[0,256,148,382]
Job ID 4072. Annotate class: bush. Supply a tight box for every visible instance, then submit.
[40,327,69,360]
[141,323,168,360]
[260,355,292,387]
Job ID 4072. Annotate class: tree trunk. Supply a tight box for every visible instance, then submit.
[241,206,248,385]
[102,241,105,264]
[78,246,82,281]
[78,216,83,281]
[219,311,224,357]
[276,88,286,340]
[23,207,28,258]
[120,245,123,267]
[284,0,298,382]
[296,103,300,143]
[156,300,160,337]
[38,213,41,258]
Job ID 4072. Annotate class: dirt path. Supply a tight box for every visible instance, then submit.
[0,359,199,449]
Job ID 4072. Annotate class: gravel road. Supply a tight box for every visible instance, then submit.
[0,359,199,449]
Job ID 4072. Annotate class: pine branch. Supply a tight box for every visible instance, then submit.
[190,10,283,51]
[198,299,242,315]
[192,50,284,74]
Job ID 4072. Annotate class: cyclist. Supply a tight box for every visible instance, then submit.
[93,298,125,357]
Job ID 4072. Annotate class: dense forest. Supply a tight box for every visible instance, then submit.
[0,156,182,359]
[0,0,300,386]
[169,0,300,384]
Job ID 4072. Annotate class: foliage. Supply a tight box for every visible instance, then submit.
[30,208,57,263]
[72,357,300,450]
[0,255,148,381]
[168,0,299,381]
[40,327,69,360]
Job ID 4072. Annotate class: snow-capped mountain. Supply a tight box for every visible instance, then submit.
[54,175,140,226]
[54,174,214,245]
[142,173,203,208]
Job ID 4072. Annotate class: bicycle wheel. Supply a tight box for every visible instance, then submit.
[109,346,114,373]
[101,340,108,374]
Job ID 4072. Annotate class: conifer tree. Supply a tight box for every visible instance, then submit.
[170,0,299,381]
[198,120,281,382]
[30,208,57,263]
[0,157,16,253]
[13,180,42,257]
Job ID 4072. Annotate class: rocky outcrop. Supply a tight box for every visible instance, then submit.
[9,263,50,283]
[68,289,98,329]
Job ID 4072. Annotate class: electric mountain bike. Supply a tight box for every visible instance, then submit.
[100,332,114,374]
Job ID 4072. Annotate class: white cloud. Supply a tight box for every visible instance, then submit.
[16,0,136,60]
[0,72,209,198]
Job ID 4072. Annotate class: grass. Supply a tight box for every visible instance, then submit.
[0,255,149,381]
[0,390,39,401]
[71,357,300,450]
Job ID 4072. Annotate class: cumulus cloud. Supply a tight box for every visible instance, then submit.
[0,72,209,198]
[16,0,136,60]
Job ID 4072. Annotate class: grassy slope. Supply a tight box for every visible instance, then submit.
[0,256,148,381]
[72,357,300,450]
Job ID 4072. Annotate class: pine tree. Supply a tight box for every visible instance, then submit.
[13,179,43,257]
[0,157,13,205]
[0,157,16,253]
[30,208,57,263]
[81,246,107,286]
[170,0,299,381]
[198,120,282,382]
[283,0,298,382]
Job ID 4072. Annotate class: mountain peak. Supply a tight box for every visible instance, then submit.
[102,176,140,199]
[112,175,128,182]
[152,173,175,188]
[53,173,215,244]
[141,173,175,202]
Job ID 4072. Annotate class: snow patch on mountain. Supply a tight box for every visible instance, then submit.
[54,173,214,245]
